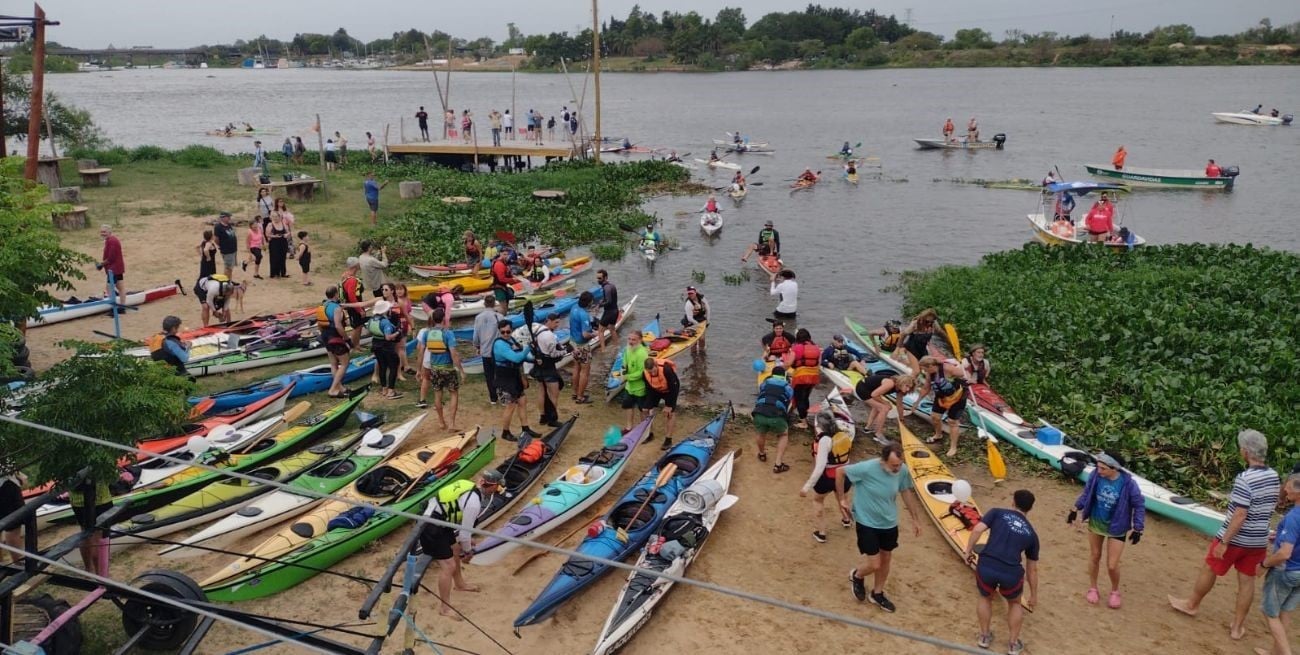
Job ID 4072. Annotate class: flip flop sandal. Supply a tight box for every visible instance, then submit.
[924,436,943,445]
[758,451,768,462]
[773,463,790,474]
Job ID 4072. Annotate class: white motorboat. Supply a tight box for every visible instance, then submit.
[1211,111,1292,126]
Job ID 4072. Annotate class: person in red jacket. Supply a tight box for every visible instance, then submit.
[489,250,518,304]
[97,225,126,306]
[1205,159,1222,177]
[788,328,821,430]
[1084,193,1116,243]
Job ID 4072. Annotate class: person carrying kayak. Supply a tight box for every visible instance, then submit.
[915,355,967,457]
[821,334,870,379]
[1084,193,1116,243]
[740,220,781,263]
[851,369,915,443]
[1068,451,1145,610]
[899,308,939,372]
[943,118,955,141]
[423,469,504,619]
[148,315,191,376]
[760,320,792,362]
[965,489,1041,655]
[703,194,720,214]
[963,344,991,385]
[788,329,821,429]
[639,223,662,253]
[838,442,924,614]
[840,141,853,157]
[682,286,709,353]
[752,365,794,473]
[802,407,855,544]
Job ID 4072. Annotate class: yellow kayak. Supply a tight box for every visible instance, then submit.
[649,322,706,361]
[898,419,988,568]
[408,256,591,298]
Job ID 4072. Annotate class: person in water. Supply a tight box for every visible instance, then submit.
[741,220,781,262]
[1069,451,1146,610]
[802,407,855,544]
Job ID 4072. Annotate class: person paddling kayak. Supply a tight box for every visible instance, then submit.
[703,194,720,214]
[797,168,818,184]
[761,320,792,362]
[845,160,858,177]
[639,223,662,253]
[731,170,747,193]
[839,141,853,157]
[741,220,781,263]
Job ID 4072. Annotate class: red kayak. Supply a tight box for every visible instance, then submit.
[927,342,1028,426]
[758,254,783,274]
[176,308,316,340]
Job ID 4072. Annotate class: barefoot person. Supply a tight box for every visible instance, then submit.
[838,441,923,614]
[752,366,794,474]
[852,371,915,445]
[1068,451,1145,609]
[568,291,597,404]
[801,408,854,544]
[415,307,464,429]
[421,470,505,619]
[966,490,1040,655]
[1169,429,1281,640]
[595,269,619,351]
[915,356,968,457]
[1256,473,1300,655]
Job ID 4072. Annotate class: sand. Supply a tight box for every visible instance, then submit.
[24,210,1264,654]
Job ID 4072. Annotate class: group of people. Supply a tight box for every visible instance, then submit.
[415,105,579,146]
[942,116,980,143]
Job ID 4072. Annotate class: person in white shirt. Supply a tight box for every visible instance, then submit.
[770,269,798,319]
[421,470,504,619]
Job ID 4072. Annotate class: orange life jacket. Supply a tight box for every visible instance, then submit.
[643,358,677,393]
[790,342,821,387]
[517,440,545,464]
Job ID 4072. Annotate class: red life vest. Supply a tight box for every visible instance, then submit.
[766,333,791,357]
[790,342,821,387]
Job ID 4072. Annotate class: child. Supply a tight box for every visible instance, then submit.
[295,231,312,286]
[245,220,264,280]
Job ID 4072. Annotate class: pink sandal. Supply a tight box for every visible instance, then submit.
[1085,587,1100,605]
[1108,590,1122,609]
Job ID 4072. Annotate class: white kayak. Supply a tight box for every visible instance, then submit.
[27,281,181,328]
[590,451,739,655]
[694,159,741,171]
[713,139,769,148]
[700,212,723,236]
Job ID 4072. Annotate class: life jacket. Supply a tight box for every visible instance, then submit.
[341,275,364,303]
[930,369,965,409]
[422,328,449,355]
[758,229,776,248]
[429,479,478,523]
[766,333,791,357]
[316,300,348,340]
[517,440,545,465]
[705,200,718,212]
[829,346,855,370]
[753,376,790,417]
[493,336,523,369]
[643,358,677,393]
[148,333,185,372]
[790,343,821,386]
[879,329,902,353]
[366,315,392,338]
[813,431,853,477]
[688,297,707,323]
[965,357,989,385]
[949,501,983,530]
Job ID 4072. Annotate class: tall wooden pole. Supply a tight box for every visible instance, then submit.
[1,63,7,158]
[591,0,602,163]
[23,3,47,181]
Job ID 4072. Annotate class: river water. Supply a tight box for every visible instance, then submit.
[47,67,1300,402]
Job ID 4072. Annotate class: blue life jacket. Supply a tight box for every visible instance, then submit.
[753,376,791,418]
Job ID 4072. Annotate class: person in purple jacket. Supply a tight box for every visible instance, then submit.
[1068,451,1145,610]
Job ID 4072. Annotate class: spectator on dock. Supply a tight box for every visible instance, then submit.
[489,110,503,146]
[461,110,473,144]
[416,106,430,141]
[547,116,556,140]
[503,109,514,140]
[444,109,455,140]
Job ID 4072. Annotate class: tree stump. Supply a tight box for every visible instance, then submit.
[51,205,89,230]
[532,189,567,200]
[236,167,261,186]
[398,181,423,199]
[50,186,82,203]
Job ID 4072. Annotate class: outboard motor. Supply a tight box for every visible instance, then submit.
[1222,166,1240,178]
[1283,114,1294,126]
[993,133,1007,150]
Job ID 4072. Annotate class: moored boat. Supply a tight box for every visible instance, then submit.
[1028,181,1146,250]
[914,134,1006,150]
[1085,163,1238,190]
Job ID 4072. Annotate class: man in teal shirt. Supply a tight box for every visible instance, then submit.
[836,442,923,614]
[620,332,650,431]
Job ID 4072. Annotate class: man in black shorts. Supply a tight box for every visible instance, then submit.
[420,470,503,618]
[640,358,680,444]
[595,269,619,351]
[836,442,923,613]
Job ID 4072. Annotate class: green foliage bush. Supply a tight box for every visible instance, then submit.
[128,145,169,162]
[900,243,1300,493]
[172,145,231,168]
[66,144,233,169]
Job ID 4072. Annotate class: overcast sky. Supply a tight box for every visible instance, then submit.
[29,0,1299,49]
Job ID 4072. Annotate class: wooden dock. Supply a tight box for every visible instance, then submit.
[387,142,578,159]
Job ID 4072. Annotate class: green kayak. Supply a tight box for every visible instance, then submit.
[202,430,496,602]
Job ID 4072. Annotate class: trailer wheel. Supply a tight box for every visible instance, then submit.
[121,570,206,650]
[13,593,83,655]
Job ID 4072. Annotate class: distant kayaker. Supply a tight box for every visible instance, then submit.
[840,141,853,157]
[1085,193,1116,243]
[1112,145,1127,170]
[838,441,924,614]
[797,168,818,184]
[621,137,632,151]
[423,469,505,619]
[733,132,743,145]
[915,355,967,458]
[595,269,620,351]
[639,223,662,252]
[1068,451,1146,610]
[1205,159,1222,177]
[966,489,1041,655]
[943,118,955,141]
[740,220,780,263]
[681,286,709,353]
[899,308,939,372]
[1255,473,1300,655]
[752,365,793,473]
[731,170,747,192]
[708,150,722,163]
[1168,429,1279,640]
[148,315,191,375]
[788,329,821,429]
[853,371,915,444]
[492,318,535,442]
[967,117,980,142]
[821,334,870,379]
[845,160,857,177]
[666,150,682,163]
[1270,108,1280,118]
[1042,170,1059,186]
[760,320,792,362]
[769,269,798,320]
[618,331,651,431]
[801,407,855,543]
[963,344,991,385]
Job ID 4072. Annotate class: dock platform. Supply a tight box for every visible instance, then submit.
[387,142,579,159]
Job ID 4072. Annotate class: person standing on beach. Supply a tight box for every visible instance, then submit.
[243,221,263,280]
[503,109,514,140]
[752,366,793,473]
[280,138,293,164]
[595,269,619,351]
[415,306,464,427]
[335,131,348,166]
[530,313,568,428]
[569,291,597,404]
[1256,473,1300,655]
[1068,451,1145,610]
[266,212,290,279]
[295,231,312,286]
[96,225,126,306]
[366,299,403,400]
[838,441,923,613]
[421,470,503,619]
[358,240,390,295]
[618,331,650,432]
[1169,429,1280,639]
[198,229,218,280]
[801,408,854,544]
[473,296,504,405]
[363,172,388,225]
[489,110,502,146]
[416,106,430,141]
[491,318,534,442]
[324,139,337,171]
[966,489,1040,655]
[213,212,238,278]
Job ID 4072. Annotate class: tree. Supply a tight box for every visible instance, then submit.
[952,28,994,49]
[716,7,747,43]
[893,31,943,50]
[845,26,879,51]
[1148,24,1196,46]
[2,72,103,150]
[504,22,524,49]
[0,341,194,491]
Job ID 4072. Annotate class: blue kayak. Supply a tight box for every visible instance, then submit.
[604,315,662,401]
[190,340,416,412]
[513,405,731,629]
[448,285,599,342]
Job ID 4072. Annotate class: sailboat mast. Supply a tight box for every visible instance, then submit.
[592,0,602,163]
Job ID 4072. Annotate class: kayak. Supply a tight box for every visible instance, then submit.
[514,406,730,628]
[409,256,592,299]
[728,186,747,201]
[40,392,364,528]
[161,413,424,558]
[175,309,318,340]
[476,417,577,528]
[200,426,472,589]
[470,415,655,566]
[203,430,496,601]
[646,322,706,362]
[758,254,783,275]
[790,177,819,191]
[898,417,988,568]
[178,332,355,378]
[700,212,723,236]
[27,281,181,329]
[408,282,575,323]
[641,241,659,263]
[408,249,564,278]
[590,450,739,655]
[842,317,915,374]
[713,139,769,148]
[605,316,663,401]
[811,387,856,434]
[694,159,741,171]
[845,172,859,184]
[110,418,377,551]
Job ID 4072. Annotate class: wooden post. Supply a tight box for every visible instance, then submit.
[314,113,327,199]
[1,64,6,157]
[444,40,453,111]
[471,116,480,171]
[24,3,48,182]
[510,66,517,142]
[591,0,602,164]
[423,36,448,118]
[383,124,390,164]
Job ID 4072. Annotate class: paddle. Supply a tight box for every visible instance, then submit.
[945,324,1007,482]
[615,462,678,543]
[233,401,311,454]
[510,498,617,575]
[395,434,470,504]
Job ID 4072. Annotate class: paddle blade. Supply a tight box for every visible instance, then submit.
[281,401,311,424]
[655,463,679,487]
[987,439,1007,481]
[944,323,962,359]
[749,165,761,175]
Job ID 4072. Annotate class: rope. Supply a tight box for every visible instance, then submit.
[0,412,997,654]
[401,611,445,654]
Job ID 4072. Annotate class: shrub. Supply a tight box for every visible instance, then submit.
[172,145,230,168]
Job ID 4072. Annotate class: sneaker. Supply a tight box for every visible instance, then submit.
[659,437,673,451]
[1007,639,1024,655]
[848,569,866,601]
[977,632,993,649]
[841,518,852,529]
[813,531,827,543]
[502,430,518,442]
[415,400,429,409]
[869,591,896,613]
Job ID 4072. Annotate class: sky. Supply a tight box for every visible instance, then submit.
[26,0,1299,49]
